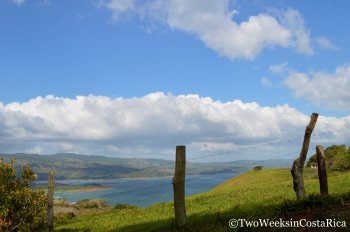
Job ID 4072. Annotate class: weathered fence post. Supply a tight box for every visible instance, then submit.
[173,146,186,230]
[291,113,318,200]
[47,170,55,232]
[316,145,328,195]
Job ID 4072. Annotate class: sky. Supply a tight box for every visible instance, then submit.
[0,0,349,161]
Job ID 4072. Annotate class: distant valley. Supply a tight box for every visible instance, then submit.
[0,153,293,180]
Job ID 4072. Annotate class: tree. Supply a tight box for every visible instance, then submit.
[253,166,263,171]
[0,159,46,232]
[306,145,350,171]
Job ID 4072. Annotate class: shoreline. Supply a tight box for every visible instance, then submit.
[56,186,113,193]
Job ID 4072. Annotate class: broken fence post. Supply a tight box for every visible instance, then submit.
[291,113,318,200]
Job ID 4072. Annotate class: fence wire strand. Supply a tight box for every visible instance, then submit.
[109,150,300,200]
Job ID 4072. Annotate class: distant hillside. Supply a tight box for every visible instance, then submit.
[0,153,292,180]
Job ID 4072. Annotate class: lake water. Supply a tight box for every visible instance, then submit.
[36,171,242,207]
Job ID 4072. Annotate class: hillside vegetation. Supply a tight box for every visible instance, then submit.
[56,168,350,231]
[307,145,350,171]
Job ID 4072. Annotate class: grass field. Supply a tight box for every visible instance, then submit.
[55,168,350,231]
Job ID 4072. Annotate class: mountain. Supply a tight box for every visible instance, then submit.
[0,153,293,180]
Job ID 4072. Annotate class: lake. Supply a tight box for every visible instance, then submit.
[36,171,242,207]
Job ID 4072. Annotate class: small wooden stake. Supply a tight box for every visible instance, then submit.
[47,170,54,232]
[173,146,186,230]
[291,113,318,200]
[316,145,328,195]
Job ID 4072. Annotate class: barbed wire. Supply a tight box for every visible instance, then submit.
[187,137,301,161]
[103,128,348,200]
[110,128,346,177]
[187,127,347,161]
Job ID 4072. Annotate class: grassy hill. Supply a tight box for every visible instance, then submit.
[55,168,350,231]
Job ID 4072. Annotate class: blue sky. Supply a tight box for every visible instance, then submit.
[0,0,349,160]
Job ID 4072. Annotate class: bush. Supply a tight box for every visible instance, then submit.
[77,199,108,209]
[253,166,263,171]
[307,145,350,171]
[54,198,70,207]
[55,212,76,224]
[114,204,138,210]
[0,159,47,232]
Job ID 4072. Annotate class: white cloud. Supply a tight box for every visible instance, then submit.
[269,62,289,74]
[279,9,313,55]
[1,93,349,161]
[13,0,25,6]
[102,0,135,22]
[189,141,238,152]
[166,0,292,60]
[11,0,50,7]
[264,62,289,88]
[316,36,338,50]
[285,65,350,110]
[102,0,314,60]
[260,77,271,87]
[38,0,50,7]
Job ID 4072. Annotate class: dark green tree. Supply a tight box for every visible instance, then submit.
[306,145,350,171]
[253,166,263,171]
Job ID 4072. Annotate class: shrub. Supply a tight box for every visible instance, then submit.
[54,198,70,207]
[114,204,138,210]
[55,212,76,224]
[307,145,350,171]
[77,199,108,209]
[0,159,46,232]
[253,166,263,171]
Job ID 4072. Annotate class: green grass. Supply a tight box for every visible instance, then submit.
[55,168,350,231]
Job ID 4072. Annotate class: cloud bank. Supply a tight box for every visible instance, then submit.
[285,65,350,111]
[1,93,349,161]
[101,0,313,60]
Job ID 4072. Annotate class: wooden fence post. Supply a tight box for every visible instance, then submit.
[173,146,186,230]
[291,113,318,200]
[47,170,54,232]
[316,145,328,195]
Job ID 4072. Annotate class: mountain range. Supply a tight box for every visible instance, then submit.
[0,153,293,180]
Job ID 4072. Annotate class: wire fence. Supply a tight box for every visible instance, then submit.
[109,128,344,178]
[47,127,347,203]
[106,150,300,201]
[104,127,348,200]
